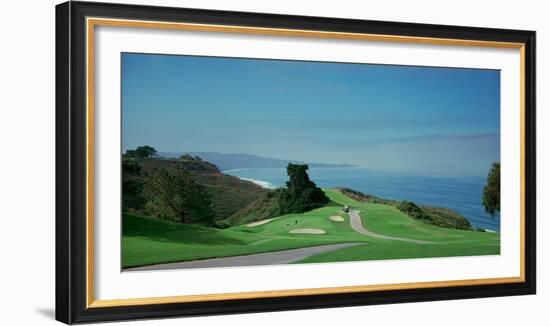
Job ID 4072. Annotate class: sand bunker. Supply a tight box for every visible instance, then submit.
[289,228,326,235]
[246,218,276,227]
[330,215,345,222]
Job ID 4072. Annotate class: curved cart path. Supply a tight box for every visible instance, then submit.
[347,210,433,244]
[126,243,365,271]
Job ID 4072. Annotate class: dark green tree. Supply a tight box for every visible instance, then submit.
[122,160,145,211]
[278,163,329,214]
[124,146,157,158]
[123,149,137,158]
[483,162,500,217]
[134,145,157,158]
[143,167,213,224]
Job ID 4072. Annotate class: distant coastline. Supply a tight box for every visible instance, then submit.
[157,151,353,171]
[236,177,276,189]
[223,166,500,232]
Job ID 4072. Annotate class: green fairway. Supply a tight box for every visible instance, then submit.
[122,189,500,269]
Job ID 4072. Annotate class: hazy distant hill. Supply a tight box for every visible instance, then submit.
[156,151,353,171]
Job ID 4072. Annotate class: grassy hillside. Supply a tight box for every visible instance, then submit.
[222,162,329,227]
[123,212,347,268]
[125,157,267,223]
[123,189,499,269]
[221,190,281,226]
[338,187,472,230]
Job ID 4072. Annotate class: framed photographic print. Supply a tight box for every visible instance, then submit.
[55,1,536,324]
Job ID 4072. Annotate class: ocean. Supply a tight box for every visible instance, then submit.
[223,167,500,232]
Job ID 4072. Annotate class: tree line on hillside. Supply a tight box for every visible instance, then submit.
[392,162,500,223]
[123,146,330,227]
[123,146,215,225]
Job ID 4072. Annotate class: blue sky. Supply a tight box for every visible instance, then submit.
[122,53,500,176]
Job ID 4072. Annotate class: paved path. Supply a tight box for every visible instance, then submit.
[347,210,432,244]
[126,243,365,271]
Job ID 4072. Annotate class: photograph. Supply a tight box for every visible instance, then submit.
[121,53,502,271]
[51,1,537,323]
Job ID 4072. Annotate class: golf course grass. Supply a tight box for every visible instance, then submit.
[122,189,500,269]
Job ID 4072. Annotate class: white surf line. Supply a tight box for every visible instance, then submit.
[221,168,253,173]
[125,243,365,271]
[347,210,433,244]
[238,177,277,189]
[222,168,278,189]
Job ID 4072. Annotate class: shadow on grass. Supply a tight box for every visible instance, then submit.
[123,214,250,245]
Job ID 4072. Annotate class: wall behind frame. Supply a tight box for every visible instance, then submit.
[0,0,546,325]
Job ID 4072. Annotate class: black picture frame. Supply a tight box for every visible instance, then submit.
[56,1,536,324]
